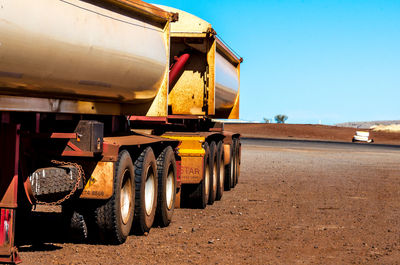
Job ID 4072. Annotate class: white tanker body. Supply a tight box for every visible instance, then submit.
[215,52,240,114]
[0,0,172,115]
[0,0,241,119]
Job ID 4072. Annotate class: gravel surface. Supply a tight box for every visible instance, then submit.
[19,140,400,264]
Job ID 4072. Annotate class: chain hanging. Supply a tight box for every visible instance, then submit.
[33,160,85,206]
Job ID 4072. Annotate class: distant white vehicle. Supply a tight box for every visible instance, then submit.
[352,131,374,143]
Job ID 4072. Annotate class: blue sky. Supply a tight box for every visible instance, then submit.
[151,0,400,124]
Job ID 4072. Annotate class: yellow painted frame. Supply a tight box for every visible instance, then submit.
[163,134,205,184]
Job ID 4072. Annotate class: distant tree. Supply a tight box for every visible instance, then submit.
[263,117,271,123]
[274,114,288,124]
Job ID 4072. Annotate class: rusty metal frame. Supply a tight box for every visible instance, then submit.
[62,142,94,157]
[31,131,95,157]
[50,133,78,139]
[80,133,180,200]
[216,38,243,65]
[129,116,169,123]
[0,118,21,264]
[104,0,178,23]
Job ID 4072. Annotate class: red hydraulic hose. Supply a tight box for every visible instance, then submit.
[169,53,190,87]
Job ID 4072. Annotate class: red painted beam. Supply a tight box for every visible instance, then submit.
[50,133,78,139]
[129,116,168,122]
[0,123,21,263]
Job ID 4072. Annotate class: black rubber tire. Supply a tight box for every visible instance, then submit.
[224,142,233,191]
[208,141,217,205]
[231,139,236,188]
[132,147,158,235]
[60,202,89,242]
[230,139,236,189]
[181,142,210,209]
[155,146,177,227]
[94,150,135,244]
[235,139,241,185]
[231,139,238,188]
[232,138,238,187]
[69,210,89,241]
[215,141,224,201]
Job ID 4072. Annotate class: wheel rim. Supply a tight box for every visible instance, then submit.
[120,169,133,225]
[145,166,155,216]
[166,167,174,210]
[205,161,210,200]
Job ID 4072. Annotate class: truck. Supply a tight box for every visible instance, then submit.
[0,0,242,263]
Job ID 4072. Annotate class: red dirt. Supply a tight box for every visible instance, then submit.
[19,141,400,264]
[17,124,400,264]
[225,123,400,145]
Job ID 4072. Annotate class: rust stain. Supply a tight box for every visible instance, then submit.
[80,162,114,199]
[180,157,203,184]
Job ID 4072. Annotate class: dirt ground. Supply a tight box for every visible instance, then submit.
[18,136,400,264]
[225,123,400,145]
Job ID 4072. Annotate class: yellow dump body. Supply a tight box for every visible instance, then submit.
[156,5,242,119]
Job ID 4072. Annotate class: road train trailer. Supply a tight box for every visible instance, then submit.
[0,0,242,263]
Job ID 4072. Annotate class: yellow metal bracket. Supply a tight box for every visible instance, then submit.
[162,135,205,184]
[80,162,114,199]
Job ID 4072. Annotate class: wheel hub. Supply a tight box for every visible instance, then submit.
[166,168,174,210]
[205,164,210,199]
[145,167,155,216]
[120,169,133,225]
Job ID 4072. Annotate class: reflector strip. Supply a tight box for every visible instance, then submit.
[0,209,12,246]
[176,161,181,183]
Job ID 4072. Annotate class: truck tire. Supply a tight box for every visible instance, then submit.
[224,142,233,191]
[61,203,89,241]
[199,142,210,208]
[215,141,224,201]
[208,141,217,205]
[231,139,237,188]
[132,147,158,235]
[95,150,135,244]
[232,139,237,188]
[155,146,177,227]
[69,210,89,241]
[235,139,241,185]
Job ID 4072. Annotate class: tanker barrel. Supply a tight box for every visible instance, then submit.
[0,0,174,116]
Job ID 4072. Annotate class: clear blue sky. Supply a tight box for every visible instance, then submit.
[151,0,400,124]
